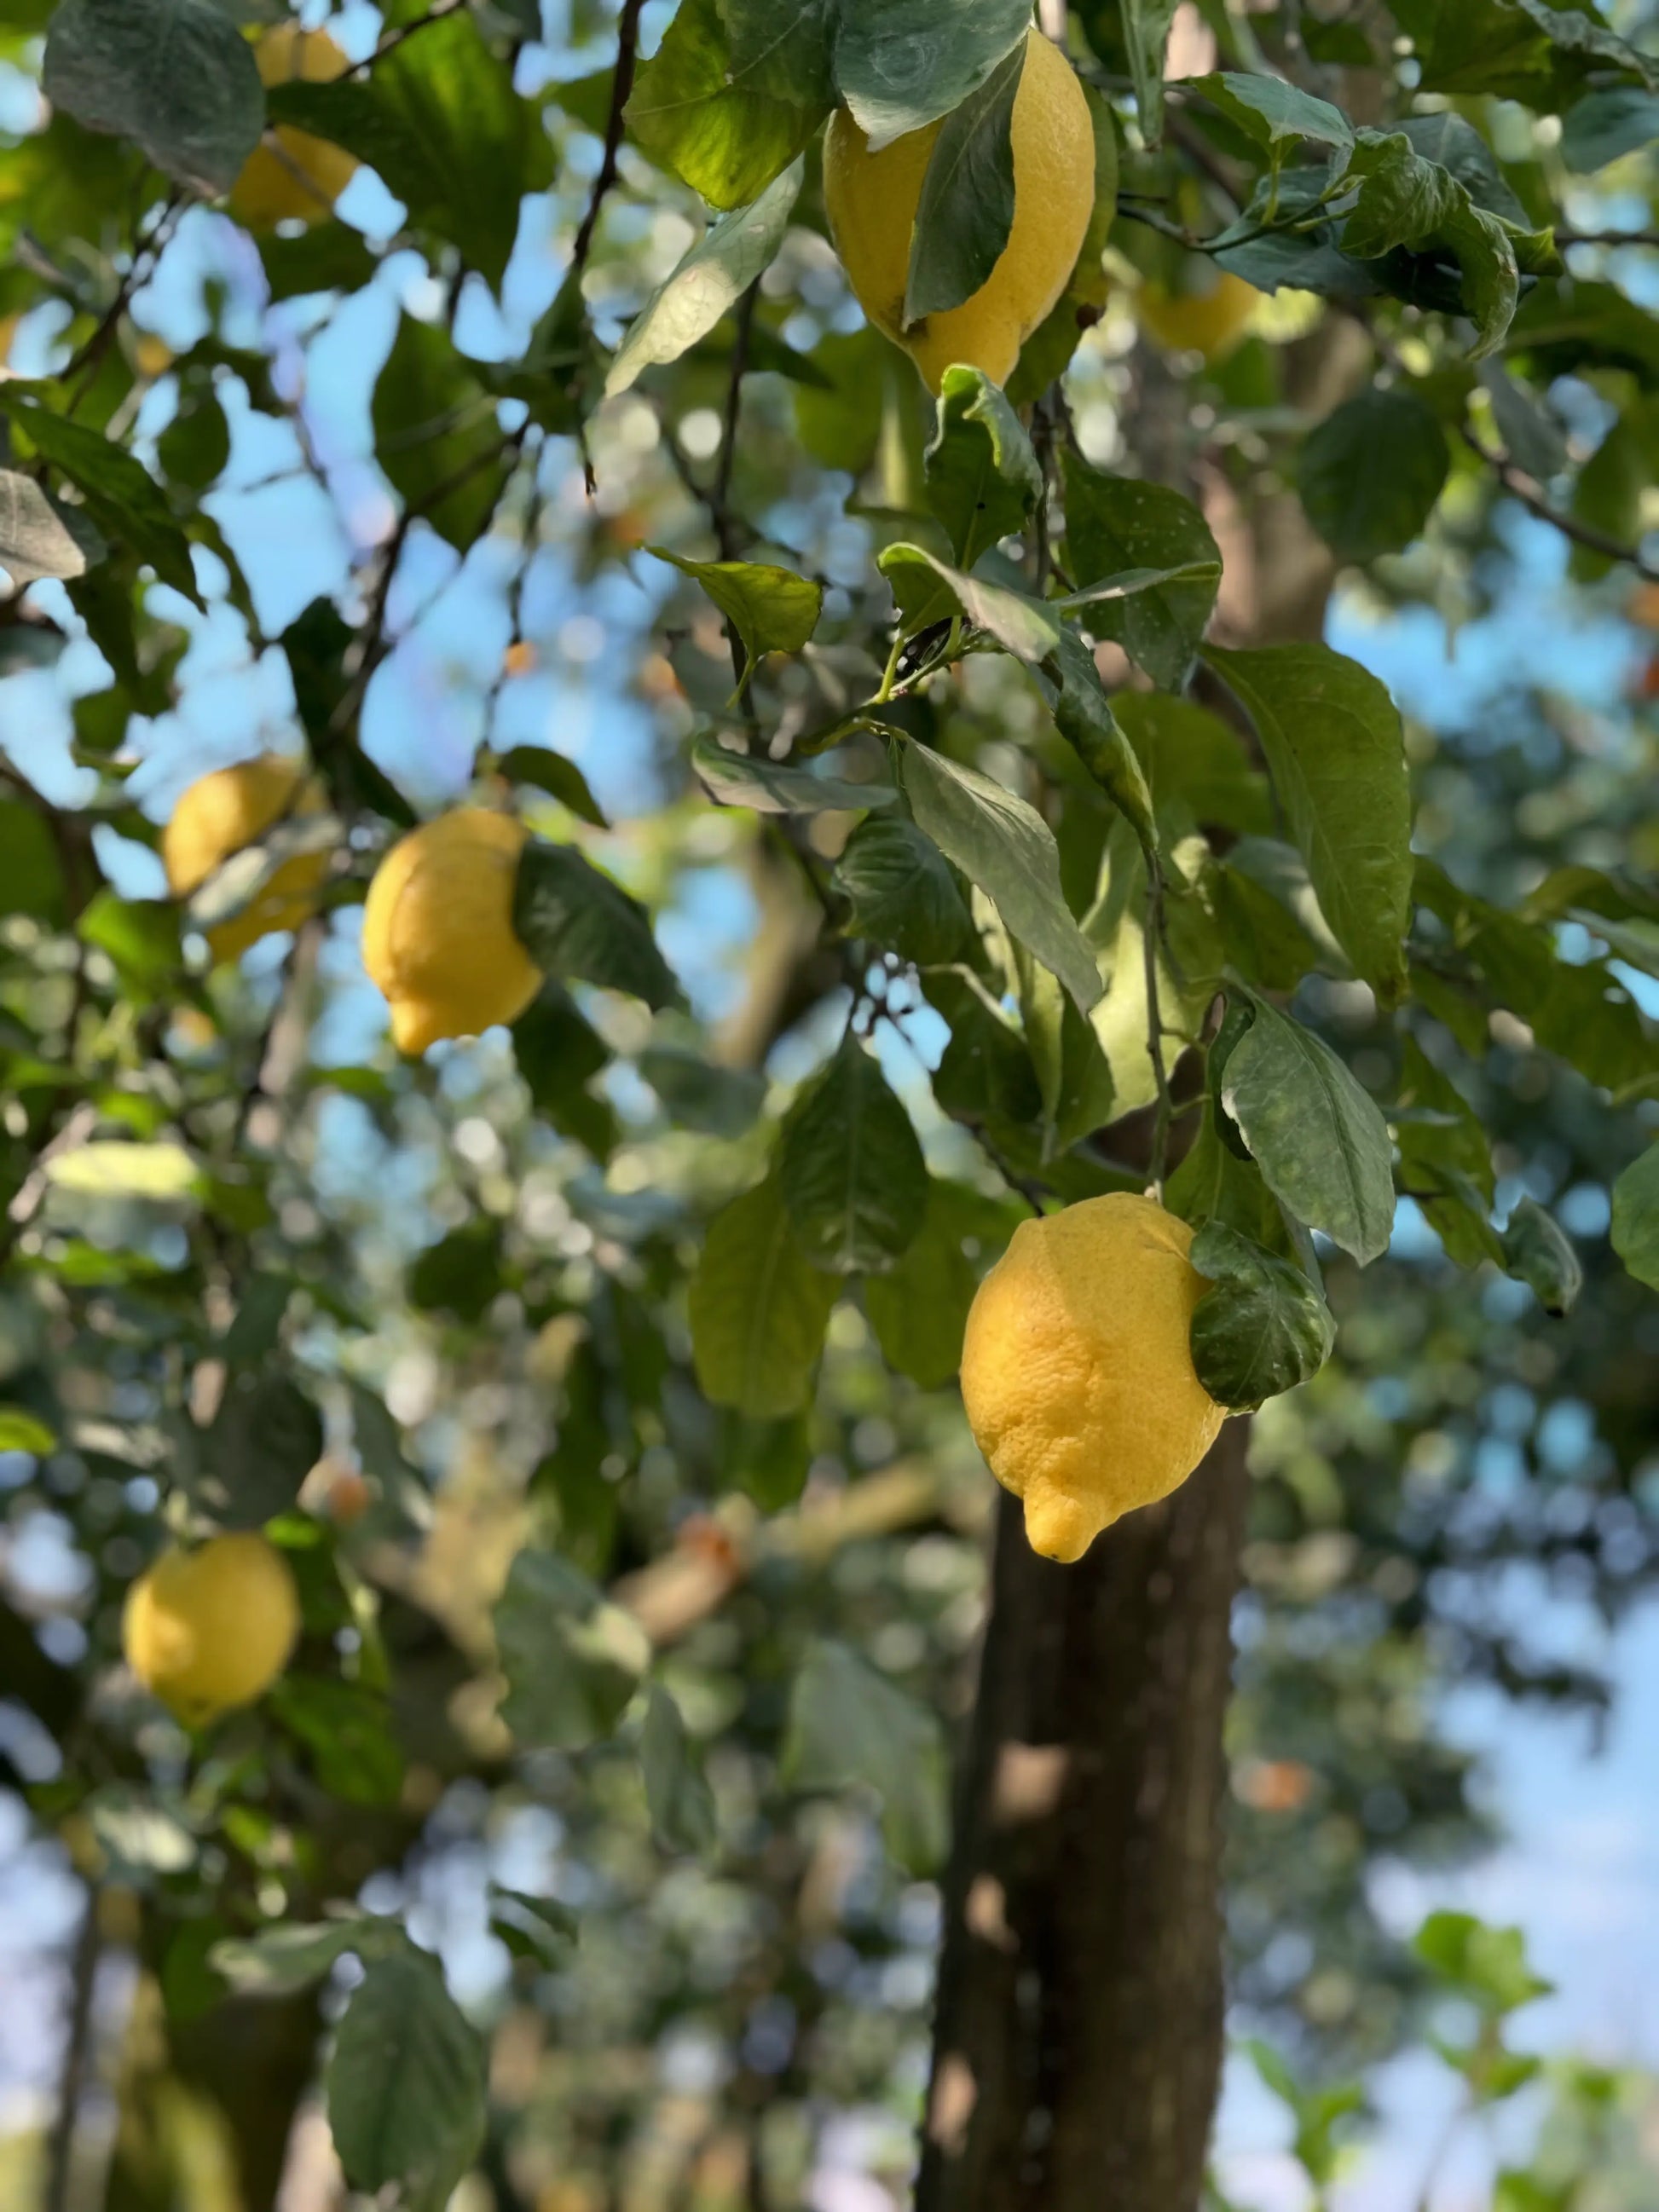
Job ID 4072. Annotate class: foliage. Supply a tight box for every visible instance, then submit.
[0,0,1656,2202]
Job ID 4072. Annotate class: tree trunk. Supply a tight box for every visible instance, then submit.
[916,1418,1251,2212]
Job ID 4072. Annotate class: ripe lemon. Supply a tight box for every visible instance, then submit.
[1134,269,1259,363]
[163,754,330,963]
[824,29,1095,393]
[960,1193,1225,1562]
[361,806,543,1054]
[228,24,359,231]
[123,1534,300,1724]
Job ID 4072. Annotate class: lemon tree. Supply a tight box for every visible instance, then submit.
[1,3,1657,2209]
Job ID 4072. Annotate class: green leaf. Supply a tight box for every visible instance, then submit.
[1480,364,1569,482]
[408,1219,504,1324]
[512,841,680,1010]
[782,1639,948,1872]
[689,732,893,815]
[1413,1910,1552,2016]
[899,743,1102,1014]
[1060,454,1221,690]
[719,1406,813,1510]
[43,0,263,194]
[1560,86,1659,171]
[778,1032,928,1274]
[326,1951,487,2203]
[1297,389,1449,563]
[863,1180,980,1389]
[639,1683,718,1856]
[1,394,199,605]
[877,542,1061,659]
[212,1916,400,1998]
[1113,692,1271,836]
[1338,130,1520,358]
[1611,1146,1659,1291]
[1397,113,1532,228]
[725,0,836,105]
[0,468,104,586]
[1219,996,1396,1264]
[200,1372,324,1531]
[834,0,1030,147]
[488,1891,579,1967]
[1043,627,1158,855]
[1188,1221,1336,1413]
[79,892,186,1002]
[493,1547,648,1751]
[830,813,971,966]
[1013,936,1117,1161]
[0,1408,57,1455]
[496,747,608,828]
[260,221,379,304]
[650,549,823,679]
[1500,1198,1582,1317]
[626,0,826,211]
[924,366,1040,569]
[1201,642,1411,1000]
[268,11,554,292]
[48,1141,201,1201]
[371,316,507,552]
[1121,0,1181,144]
[1394,1034,1501,1269]
[689,1178,838,1418]
[904,40,1021,324]
[0,802,68,924]
[606,159,804,395]
[1193,72,1354,152]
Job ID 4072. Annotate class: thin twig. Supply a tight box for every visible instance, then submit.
[1461,424,1659,583]
[710,283,759,562]
[360,0,468,67]
[1558,228,1659,248]
[567,0,647,297]
[60,193,188,407]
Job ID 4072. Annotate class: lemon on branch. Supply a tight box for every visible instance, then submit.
[123,1534,300,1724]
[163,754,330,963]
[228,23,359,231]
[824,28,1095,393]
[361,806,543,1054]
[960,1193,1226,1563]
[1134,268,1259,364]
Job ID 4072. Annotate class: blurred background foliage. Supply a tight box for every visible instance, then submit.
[0,0,1656,2206]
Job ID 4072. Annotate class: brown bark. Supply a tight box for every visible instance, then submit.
[916,1423,1252,2212]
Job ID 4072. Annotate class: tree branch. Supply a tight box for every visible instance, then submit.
[1462,424,1659,584]
[566,0,647,298]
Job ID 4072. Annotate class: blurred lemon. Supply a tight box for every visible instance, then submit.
[361,806,543,1054]
[1134,269,1259,363]
[228,24,359,230]
[960,1192,1225,1562]
[124,1534,300,1724]
[824,28,1095,392]
[163,754,330,963]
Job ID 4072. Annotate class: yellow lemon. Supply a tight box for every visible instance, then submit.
[123,1534,300,1724]
[163,754,331,963]
[1134,269,1259,363]
[824,29,1095,393]
[361,806,543,1054]
[228,24,360,231]
[960,1193,1225,1563]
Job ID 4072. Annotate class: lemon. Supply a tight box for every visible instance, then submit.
[1134,269,1259,363]
[228,24,359,231]
[960,1193,1226,1563]
[123,1534,300,1724]
[361,806,543,1054]
[824,29,1095,393]
[163,754,330,964]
